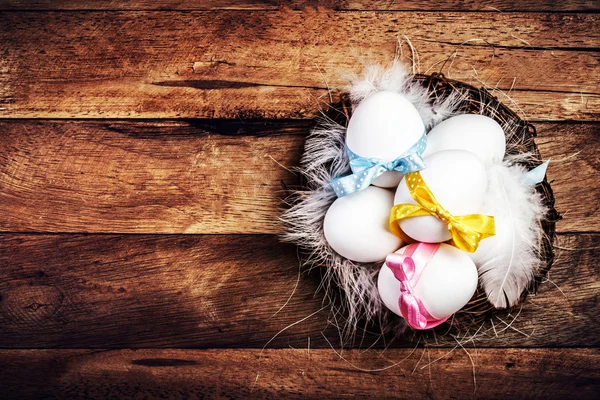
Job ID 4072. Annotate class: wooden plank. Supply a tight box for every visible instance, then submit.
[0,348,598,399]
[0,1,598,12]
[0,120,596,234]
[536,122,600,233]
[0,120,303,234]
[0,233,597,348]
[1,11,598,120]
[0,234,331,348]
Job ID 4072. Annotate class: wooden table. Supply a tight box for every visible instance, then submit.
[0,1,598,399]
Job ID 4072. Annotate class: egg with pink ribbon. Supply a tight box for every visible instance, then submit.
[346,91,426,188]
[377,242,478,329]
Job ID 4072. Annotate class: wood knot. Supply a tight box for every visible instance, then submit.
[0,285,64,324]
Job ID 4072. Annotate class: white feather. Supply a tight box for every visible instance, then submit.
[472,158,547,308]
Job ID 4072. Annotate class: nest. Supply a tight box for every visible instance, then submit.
[281,70,560,344]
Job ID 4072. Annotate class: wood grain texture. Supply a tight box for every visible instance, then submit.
[0,348,598,399]
[537,122,600,232]
[0,0,598,12]
[1,11,598,120]
[0,120,303,234]
[0,234,332,348]
[0,4,597,398]
[0,120,596,234]
[0,233,597,348]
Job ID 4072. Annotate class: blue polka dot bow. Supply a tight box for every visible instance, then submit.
[330,132,427,197]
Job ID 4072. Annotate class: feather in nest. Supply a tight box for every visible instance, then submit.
[471,156,548,309]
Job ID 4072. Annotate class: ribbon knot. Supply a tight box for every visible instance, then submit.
[389,171,496,253]
[385,253,428,330]
[385,245,450,330]
[384,160,395,171]
[330,132,427,197]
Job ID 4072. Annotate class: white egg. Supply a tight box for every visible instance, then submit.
[393,150,487,243]
[324,186,402,263]
[378,243,478,321]
[346,91,425,188]
[423,114,506,164]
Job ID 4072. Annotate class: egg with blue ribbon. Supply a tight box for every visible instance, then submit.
[344,91,427,189]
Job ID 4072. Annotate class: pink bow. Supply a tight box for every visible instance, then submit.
[385,244,449,330]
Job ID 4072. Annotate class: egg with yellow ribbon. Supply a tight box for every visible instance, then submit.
[392,149,489,246]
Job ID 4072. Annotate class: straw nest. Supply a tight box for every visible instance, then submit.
[281,71,561,345]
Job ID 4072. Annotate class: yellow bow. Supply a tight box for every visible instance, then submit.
[389,171,495,253]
